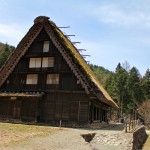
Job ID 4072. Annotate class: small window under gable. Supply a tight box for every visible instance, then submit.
[47,74,59,84]
[42,57,54,68]
[26,74,38,84]
[43,41,50,52]
[29,58,41,68]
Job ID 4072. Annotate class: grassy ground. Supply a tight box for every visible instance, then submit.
[0,122,58,146]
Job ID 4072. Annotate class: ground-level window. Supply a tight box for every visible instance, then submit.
[47,74,59,84]
[42,57,54,68]
[43,41,50,52]
[29,58,41,68]
[26,74,38,84]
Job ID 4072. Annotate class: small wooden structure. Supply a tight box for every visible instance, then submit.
[0,16,118,126]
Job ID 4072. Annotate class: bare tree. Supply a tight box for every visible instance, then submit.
[122,61,130,72]
[138,100,150,128]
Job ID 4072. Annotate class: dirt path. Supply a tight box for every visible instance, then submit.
[0,124,132,150]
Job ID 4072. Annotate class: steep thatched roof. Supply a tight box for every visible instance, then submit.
[0,16,118,109]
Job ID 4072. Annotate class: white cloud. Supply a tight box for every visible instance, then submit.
[0,23,26,46]
[0,23,24,42]
[90,4,150,28]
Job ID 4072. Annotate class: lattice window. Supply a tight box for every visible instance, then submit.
[47,74,59,84]
[42,57,54,68]
[29,58,41,68]
[43,41,50,52]
[26,74,38,84]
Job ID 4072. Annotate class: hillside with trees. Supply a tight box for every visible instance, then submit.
[0,42,15,68]
[89,64,113,84]
[90,62,150,124]
[0,42,5,52]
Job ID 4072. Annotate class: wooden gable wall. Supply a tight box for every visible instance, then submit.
[1,28,84,92]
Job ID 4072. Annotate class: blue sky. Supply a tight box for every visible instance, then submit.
[0,0,149,75]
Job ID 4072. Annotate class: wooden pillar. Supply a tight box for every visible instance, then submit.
[98,108,100,122]
[102,110,104,122]
[100,109,102,122]
[91,104,94,122]
[95,107,97,120]
[104,110,106,122]
[78,101,80,124]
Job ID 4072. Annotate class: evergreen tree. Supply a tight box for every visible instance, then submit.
[115,63,129,117]
[142,69,150,100]
[0,43,14,68]
[127,67,143,116]
[104,73,118,102]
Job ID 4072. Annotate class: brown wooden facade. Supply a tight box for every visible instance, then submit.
[0,16,118,126]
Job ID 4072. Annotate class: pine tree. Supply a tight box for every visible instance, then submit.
[0,43,14,68]
[142,69,150,100]
[127,67,143,118]
[115,63,129,118]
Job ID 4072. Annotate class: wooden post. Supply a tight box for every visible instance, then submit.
[60,120,62,127]
[100,109,102,122]
[98,108,100,122]
[132,120,134,129]
[78,101,80,124]
[125,123,127,133]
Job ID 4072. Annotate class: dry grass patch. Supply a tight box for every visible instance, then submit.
[0,122,59,146]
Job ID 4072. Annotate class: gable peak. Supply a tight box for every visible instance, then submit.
[34,16,50,24]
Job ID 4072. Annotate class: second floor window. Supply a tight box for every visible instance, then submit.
[43,41,50,52]
[26,74,38,84]
[42,57,54,67]
[29,57,54,68]
[29,58,41,68]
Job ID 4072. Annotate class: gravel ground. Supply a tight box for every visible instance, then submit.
[0,124,133,150]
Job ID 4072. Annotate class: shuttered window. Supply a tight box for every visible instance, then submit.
[42,57,54,68]
[26,74,38,84]
[29,58,41,68]
[47,74,59,84]
[43,41,49,52]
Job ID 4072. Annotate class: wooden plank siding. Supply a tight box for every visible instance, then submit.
[38,92,89,125]
[0,97,39,121]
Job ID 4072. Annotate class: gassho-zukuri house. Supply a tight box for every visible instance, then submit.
[0,16,118,126]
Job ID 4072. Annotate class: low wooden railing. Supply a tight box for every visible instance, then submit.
[125,120,142,133]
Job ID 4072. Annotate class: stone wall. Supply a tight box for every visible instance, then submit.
[132,126,148,150]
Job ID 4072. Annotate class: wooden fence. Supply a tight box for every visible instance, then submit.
[125,120,142,133]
